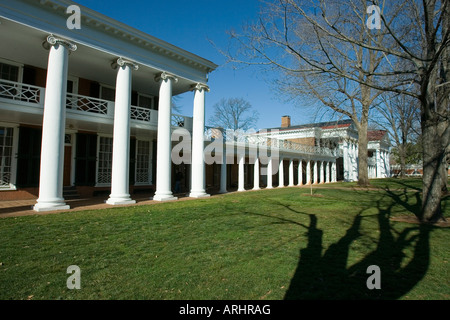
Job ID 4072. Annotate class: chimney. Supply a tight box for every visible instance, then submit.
[281,115,291,128]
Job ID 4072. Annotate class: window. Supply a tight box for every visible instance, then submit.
[135,140,151,184]
[0,62,19,82]
[100,86,115,101]
[0,127,14,188]
[138,94,154,109]
[97,136,113,185]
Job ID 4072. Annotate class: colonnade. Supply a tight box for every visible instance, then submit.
[33,35,210,211]
[224,157,338,193]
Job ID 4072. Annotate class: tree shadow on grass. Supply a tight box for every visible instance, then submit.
[265,191,433,299]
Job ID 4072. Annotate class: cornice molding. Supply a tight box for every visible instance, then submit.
[37,0,217,73]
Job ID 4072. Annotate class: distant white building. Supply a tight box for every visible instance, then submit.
[254,116,391,182]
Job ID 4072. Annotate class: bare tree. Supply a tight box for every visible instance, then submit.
[376,92,421,178]
[208,97,259,131]
[224,0,449,222]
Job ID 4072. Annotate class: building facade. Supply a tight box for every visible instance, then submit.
[253,116,391,182]
[0,1,389,212]
[0,0,217,210]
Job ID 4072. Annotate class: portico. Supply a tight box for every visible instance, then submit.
[0,0,217,208]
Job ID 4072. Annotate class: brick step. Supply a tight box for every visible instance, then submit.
[63,186,81,199]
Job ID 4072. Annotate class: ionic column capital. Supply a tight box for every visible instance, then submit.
[45,34,77,51]
[116,57,139,71]
[191,82,210,92]
[155,72,178,83]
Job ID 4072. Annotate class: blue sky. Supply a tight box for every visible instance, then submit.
[75,0,310,130]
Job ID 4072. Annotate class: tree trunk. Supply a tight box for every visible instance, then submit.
[357,124,370,187]
[421,104,445,223]
[400,137,407,179]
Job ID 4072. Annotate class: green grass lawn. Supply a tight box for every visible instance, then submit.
[0,179,448,300]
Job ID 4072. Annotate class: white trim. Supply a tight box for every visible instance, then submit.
[0,125,18,190]
[95,134,113,187]
[67,75,79,95]
[134,139,152,186]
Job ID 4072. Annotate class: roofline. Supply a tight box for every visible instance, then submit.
[261,119,354,133]
[40,0,218,73]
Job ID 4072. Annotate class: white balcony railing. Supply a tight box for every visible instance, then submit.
[0,79,44,105]
[204,127,339,158]
[131,105,152,122]
[0,79,193,129]
[66,92,109,115]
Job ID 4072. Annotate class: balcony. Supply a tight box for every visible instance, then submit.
[204,127,339,158]
[0,79,192,130]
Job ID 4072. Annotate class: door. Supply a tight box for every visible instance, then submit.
[63,145,72,186]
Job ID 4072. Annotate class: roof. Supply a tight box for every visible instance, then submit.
[265,119,353,132]
[367,130,388,141]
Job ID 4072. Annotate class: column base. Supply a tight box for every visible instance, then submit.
[219,189,228,194]
[253,187,261,191]
[106,197,136,206]
[33,199,70,212]
[152,193,178,201]
[237,188,246,192]
[189,192,210,198]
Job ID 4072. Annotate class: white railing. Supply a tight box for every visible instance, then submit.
[171,114,193,130]
[131,105,152,122]
[205,126,339,158]
[66,93,109,115]
[0,79,44,104]
[0,79,192,131]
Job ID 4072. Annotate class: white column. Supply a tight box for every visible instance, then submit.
[352,143,358,181]
[153,73,178,201]
[267,158,273,189]
[278,158,284,187]
[238,153,245,192]
[313,161,318,184]
[288,159,294,187]
[297,159,303,186]
[376,149,381,178]
[190,83,210,198]
[319,161,324,184]
[331,161,337,182]
[34,36,76,212]
[326,161,331,183]
[343,140,350,181]
[306,160,311,185]
[219,138,227,194]
[107,58,138,205]
[385,150,391,178]
[253,156,260,190]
